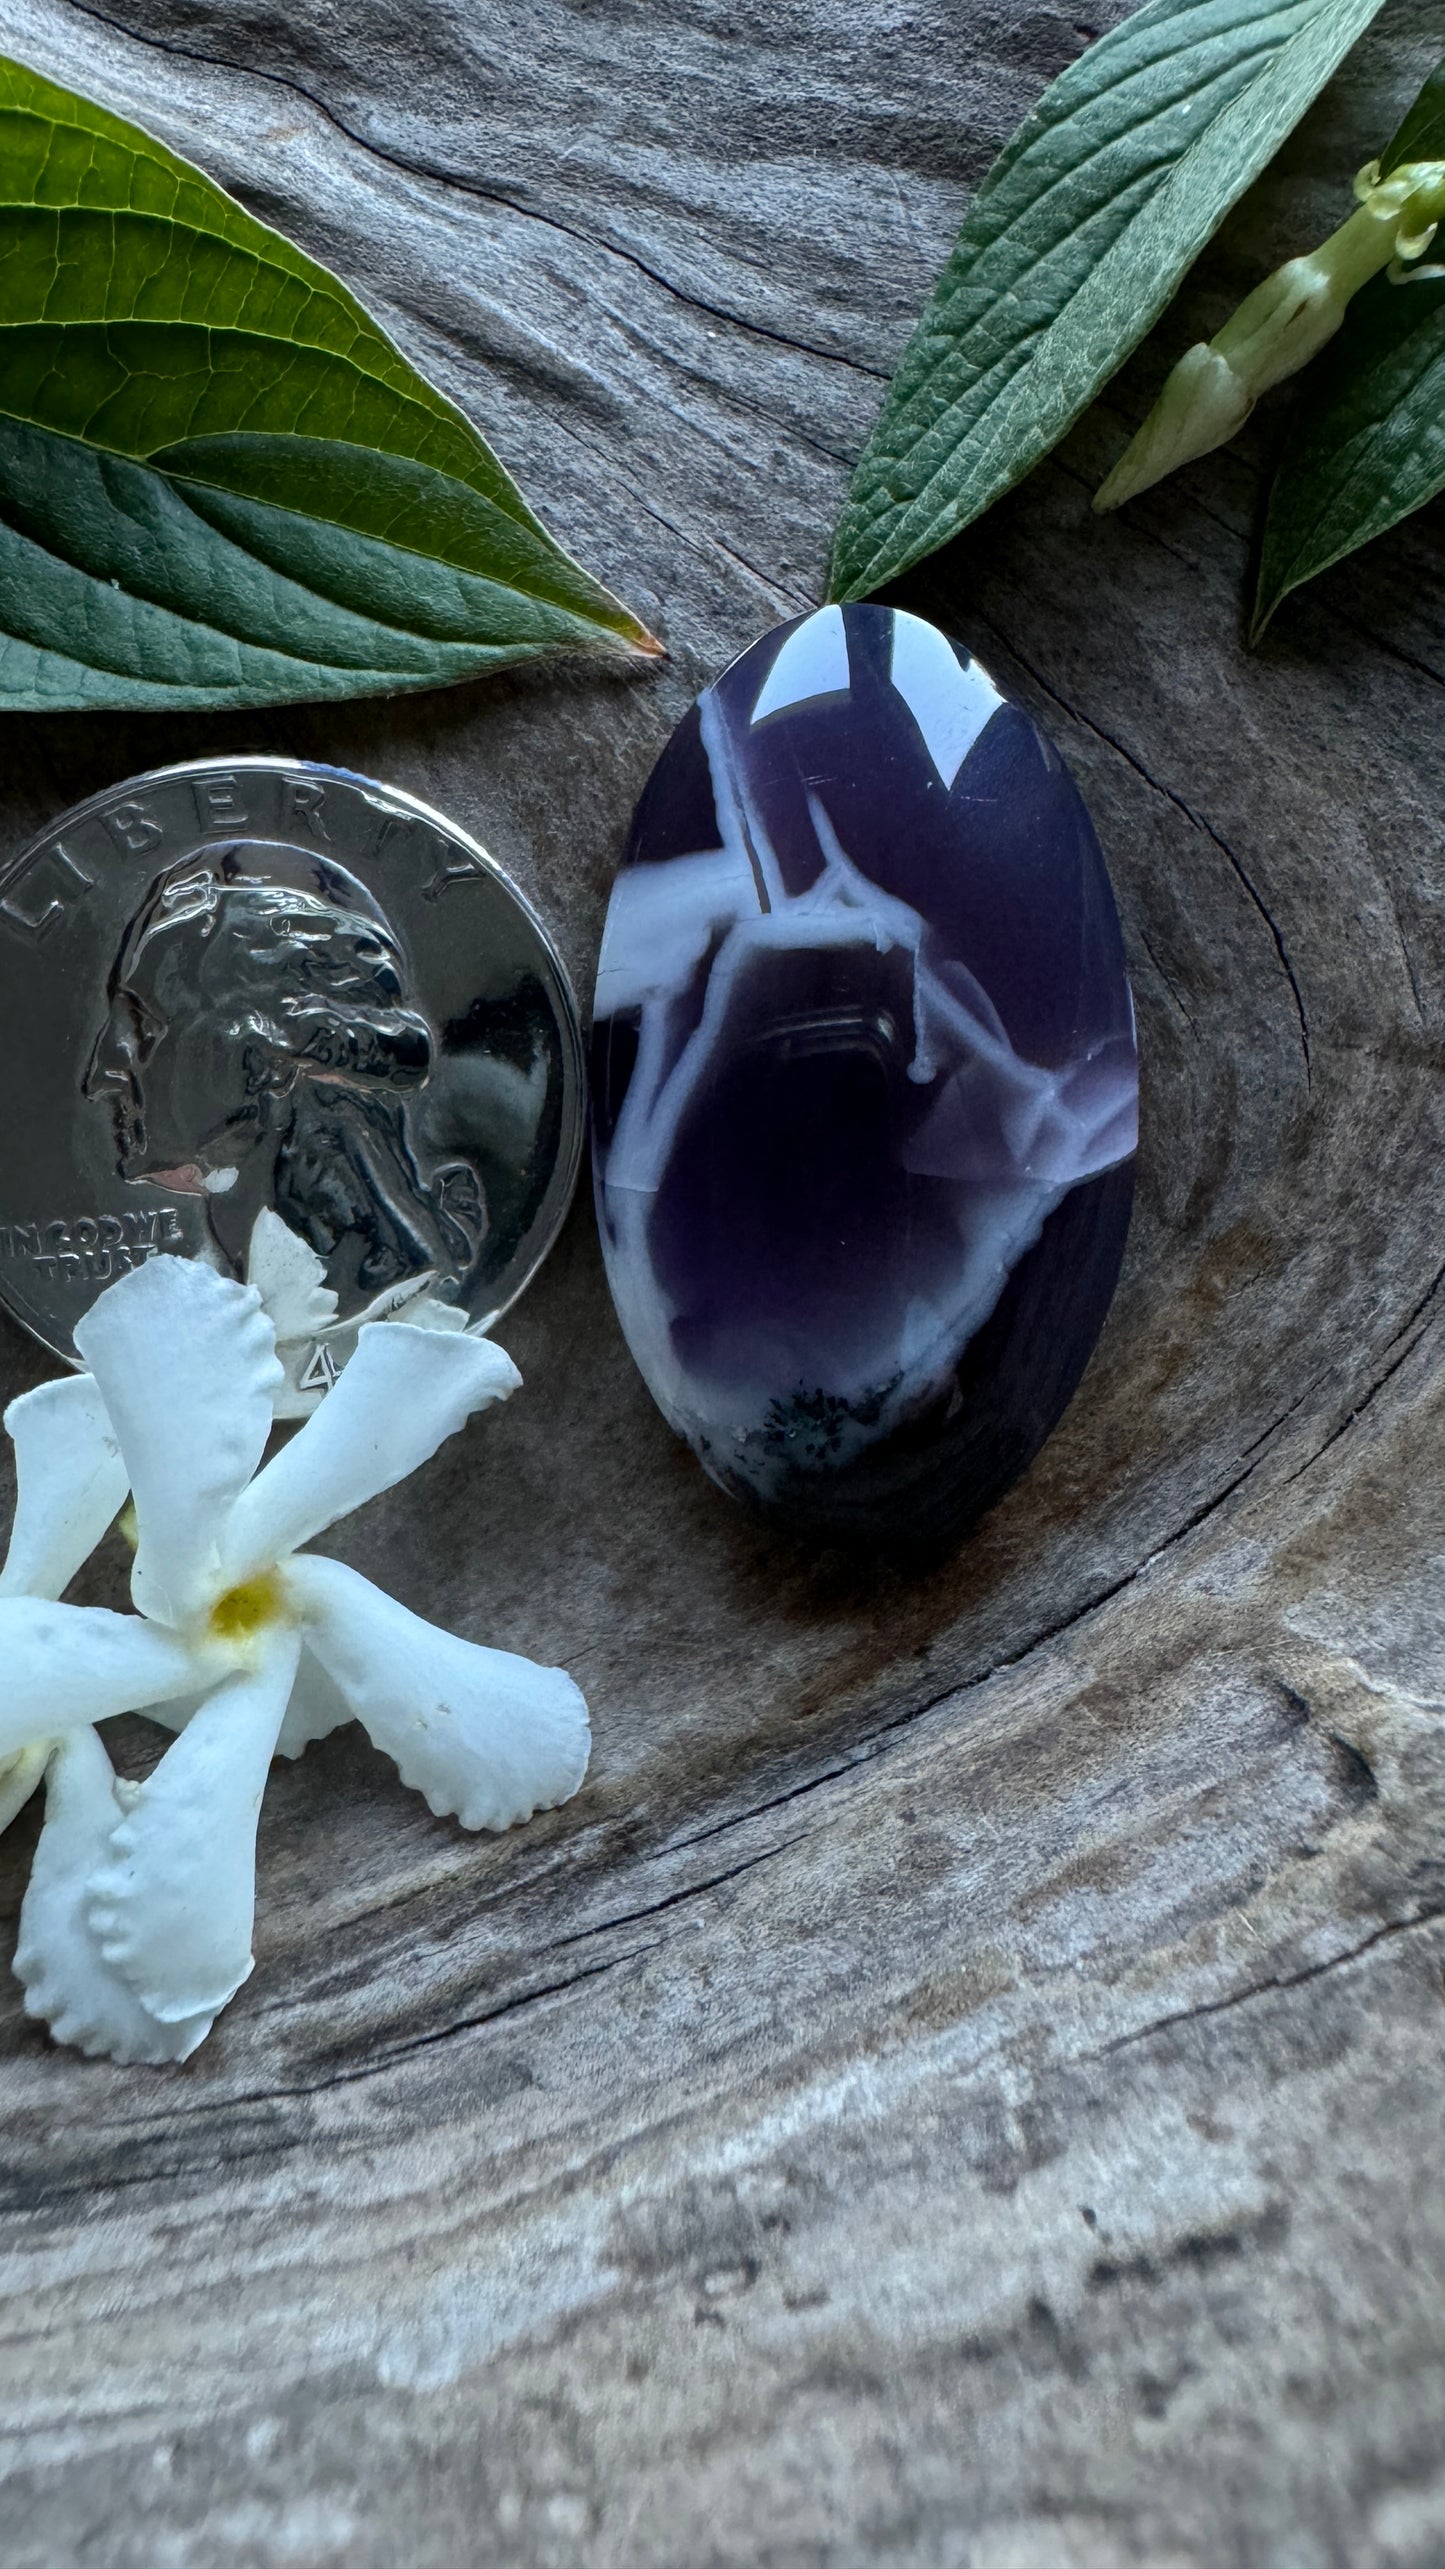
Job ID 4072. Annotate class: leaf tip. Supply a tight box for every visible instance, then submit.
[825,546,877,608]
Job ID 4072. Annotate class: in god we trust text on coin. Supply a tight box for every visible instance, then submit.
[0,759,585,1367]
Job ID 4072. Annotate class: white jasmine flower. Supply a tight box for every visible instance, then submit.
[1,1255,589,2065]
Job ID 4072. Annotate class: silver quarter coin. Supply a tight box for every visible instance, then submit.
[0,758,585,1370]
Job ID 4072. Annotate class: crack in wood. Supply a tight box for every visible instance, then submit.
[58,0,893,381]
[1093,1903,1445,2059]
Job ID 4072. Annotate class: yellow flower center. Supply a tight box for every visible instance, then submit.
[208,1570,284,1643]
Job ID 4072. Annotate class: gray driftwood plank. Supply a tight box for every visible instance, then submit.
[1,2,1443,2562]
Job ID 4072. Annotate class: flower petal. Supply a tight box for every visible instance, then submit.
[14,1731,212,2063]
[1,1374,129,1602]
[245,1207,338,1347]
[247,1210,341,1421]
[87,1627,301,2023]
[0,1599,198,1757]
[140,1688,210,1739]
[74,1258,282,1627]
[288,1554,590,1830]
[274,1645,352,1760]
[374,1291,469,1335]
[221,1323,520,1586]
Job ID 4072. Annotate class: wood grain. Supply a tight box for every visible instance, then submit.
[2,2,1444,2561]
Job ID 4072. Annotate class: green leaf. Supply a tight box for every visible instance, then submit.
[1252,265,1445,634]
[0,54,657,713]
[1379,51,1445,174]
[828,0,1389,605]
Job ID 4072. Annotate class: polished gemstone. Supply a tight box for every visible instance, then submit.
[591,604,1138,1553]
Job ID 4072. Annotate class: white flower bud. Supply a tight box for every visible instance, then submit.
[1094,344,1252,510]
[1096,156,1445,513]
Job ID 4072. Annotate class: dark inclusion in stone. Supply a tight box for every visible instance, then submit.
[591,604,1138,1555]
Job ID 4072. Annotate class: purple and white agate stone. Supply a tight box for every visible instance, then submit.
[591,604,1137,1553]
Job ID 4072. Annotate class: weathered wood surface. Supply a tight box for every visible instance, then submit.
[2,0,1444,2560]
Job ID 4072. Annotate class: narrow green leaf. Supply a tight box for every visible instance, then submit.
[828,0,1389,605]
[0,55,658,713]
[1380,52,1445,174]
[1252,266,1445,633]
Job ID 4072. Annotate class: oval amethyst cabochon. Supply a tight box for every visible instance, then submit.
[591,604,1138,1554]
